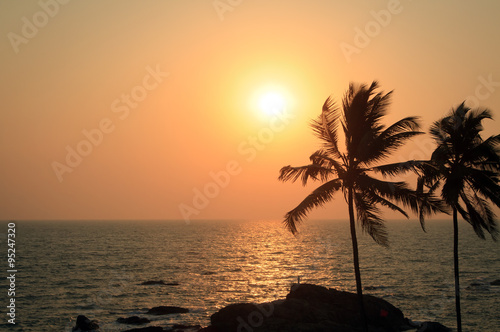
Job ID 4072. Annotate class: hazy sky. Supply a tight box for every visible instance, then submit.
[1,0,499,221]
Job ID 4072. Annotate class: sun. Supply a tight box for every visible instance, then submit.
[258,91,286,116]
[252,85,290,118]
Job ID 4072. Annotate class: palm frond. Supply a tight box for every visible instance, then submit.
[342,81,394,157]
[359,131,424,164]
[309,150,345,175]
[465,134,500,170]
[283,179,342,234]
[371,160,431,177]
[353,191,389,247]
[460,192,498,240]
[416,178,447,231]
[363,190,409,218]
[465,168,500,207]
[357,174,447,216]
[279,164,334,186]
[380,116,421,137]
[470,192,498,241]
[310,97,342,158]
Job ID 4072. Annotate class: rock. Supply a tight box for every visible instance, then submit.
[72,315,99,331]
[139,280,179,286]
[141,280,166,285]
[210,283,410,332]
[117,316,150,325]
[287,284,407,331]
[490,279,500,286]
[146,306,189,315]
[122,327,165,332]
[417,321,452,332]
[467,280,490,290]
[140,280,180,286]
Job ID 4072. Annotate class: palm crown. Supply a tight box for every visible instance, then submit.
[279,81,444,245]
[420,102,500,239]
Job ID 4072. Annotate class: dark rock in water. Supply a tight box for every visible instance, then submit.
[141,280,166,285]
[140,280,180,286]
[490,279,500,286]
[122,327,165,332]
[467,280,490,290]
[72,315,99,331]
[364,286,377,290]
[210,283,412,332]
[146,306,189,315]
[417,321,452,332]
[117,316,150,325]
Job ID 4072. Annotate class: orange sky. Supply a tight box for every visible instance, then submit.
[1,1,499,221]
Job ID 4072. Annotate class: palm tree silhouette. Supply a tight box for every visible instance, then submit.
[417,102,500,332]
[279,81,444,331]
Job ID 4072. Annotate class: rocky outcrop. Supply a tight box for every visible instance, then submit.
[208,284,446,332]
[146,306,189,315]
[117,316,150,325]
[72,315,99,331]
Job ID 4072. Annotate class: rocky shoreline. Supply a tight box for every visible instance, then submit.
[72,283,452,332]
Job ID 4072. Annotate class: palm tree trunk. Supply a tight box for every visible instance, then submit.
[348,188,368,332]
[453,207,462,332]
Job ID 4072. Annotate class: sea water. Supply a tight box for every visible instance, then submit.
[0,219,498,331]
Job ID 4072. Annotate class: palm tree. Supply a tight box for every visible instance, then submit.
[279,81,444,331]
[417,102,500,332]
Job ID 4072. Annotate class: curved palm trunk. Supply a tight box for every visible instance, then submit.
[348,188,368,332]
[453,207,462,332]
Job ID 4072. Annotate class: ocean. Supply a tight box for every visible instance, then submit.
[1,219,498,331]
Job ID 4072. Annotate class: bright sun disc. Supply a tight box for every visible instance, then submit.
[258,91,286,116]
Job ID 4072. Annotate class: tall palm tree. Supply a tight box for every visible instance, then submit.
[279,81,444,331]
[417,102,500,332]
